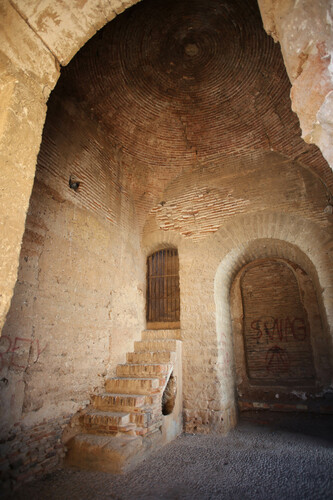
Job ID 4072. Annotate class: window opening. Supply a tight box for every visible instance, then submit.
[147,249,180,324]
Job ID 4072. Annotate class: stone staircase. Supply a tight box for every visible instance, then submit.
[65,329,182,473]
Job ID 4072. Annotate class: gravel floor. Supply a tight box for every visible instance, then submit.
[7,413,333,500]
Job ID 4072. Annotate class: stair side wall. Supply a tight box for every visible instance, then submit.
[162,341,183,444]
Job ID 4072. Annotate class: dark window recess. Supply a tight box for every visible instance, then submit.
[162,373,177,416]
[147,249,180,323]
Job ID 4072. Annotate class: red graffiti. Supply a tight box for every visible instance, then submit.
[0,335,47,372]
[10,337,31,369]
[251,317,307,342]
[35,339,47,360]
[265,345,290,374]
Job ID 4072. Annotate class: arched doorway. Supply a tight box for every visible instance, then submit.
[230,257,329,412]
[147,248,180,329]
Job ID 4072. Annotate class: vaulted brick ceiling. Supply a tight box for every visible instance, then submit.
[52,0,333,231]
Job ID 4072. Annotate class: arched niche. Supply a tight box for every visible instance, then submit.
[214,236,332,421]
[230,258,331,411]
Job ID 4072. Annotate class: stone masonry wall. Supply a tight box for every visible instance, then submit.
[0,416,70,494]
[143,156,333,433]
[0,93,145,488]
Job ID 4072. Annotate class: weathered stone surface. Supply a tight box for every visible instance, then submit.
[10,0,141,65]
[0,1,59,89]
[316,91,333,169]
[258,0,333,169]
[0,66,54,332]
[66,433,145,473]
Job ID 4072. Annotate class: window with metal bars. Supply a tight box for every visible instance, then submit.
[146,248,180,325]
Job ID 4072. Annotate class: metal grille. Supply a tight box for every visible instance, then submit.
[147,249,180,323]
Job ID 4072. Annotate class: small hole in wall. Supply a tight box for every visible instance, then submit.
[69,176,80,191]
[162,372,177,416]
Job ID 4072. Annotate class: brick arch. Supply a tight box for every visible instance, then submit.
[212,214,333,421]
[230,256,331,411]
[142,225,183,257]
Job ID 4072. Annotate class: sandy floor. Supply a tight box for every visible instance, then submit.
[7,413,333,500]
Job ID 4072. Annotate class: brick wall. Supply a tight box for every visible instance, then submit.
[229,253,332,412]
[0,416,70,494]
[241,260,315,384]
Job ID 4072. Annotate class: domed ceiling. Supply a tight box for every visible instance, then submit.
[51,0,332,234]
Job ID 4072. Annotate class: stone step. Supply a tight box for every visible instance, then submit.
[91,392,160,412]
[127,350,175,364]
[142,329,181,340]
[134,339,178,353]
[65,433,155,473]
[87,400,160,430]
[83,410,130,425]
[91,393,146,411]
[81,410,136,434]
[105,377,161,395]
[116,363,171,378]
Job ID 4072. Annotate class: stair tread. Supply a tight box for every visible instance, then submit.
[143,329,180,331]
[117,363,170,367]
[128,350,174,354]
[84,410,130,417]
[73,433,138,443]
[134,340,177,351]
[142,330,181,340]
[137,339,176,342]
[135,341,177,346]
[106,377,161,381]
[95,392,147,398]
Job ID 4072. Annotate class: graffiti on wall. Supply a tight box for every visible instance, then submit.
[250,316,307,343]
[265,345,290,374]
[244,316,313,378]
[0,335,47,372]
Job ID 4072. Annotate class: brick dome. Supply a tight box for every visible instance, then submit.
[57,0,329,181]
